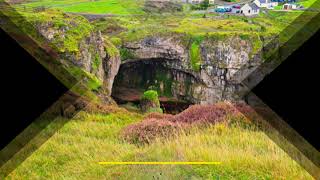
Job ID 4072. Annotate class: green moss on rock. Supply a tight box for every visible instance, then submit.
[190,42,202,72]
[119,47,135,61]
[141,90,160,104]
[19,10,93,54]
[103,36,120,58]
[68,67,102,91]
[140,90,162,113]
[92,54,101,72]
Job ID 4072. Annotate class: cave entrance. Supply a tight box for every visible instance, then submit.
[111,59,194,114]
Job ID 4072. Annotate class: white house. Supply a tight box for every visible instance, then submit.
[283,3,298,10]
[241,3,260,16]
[254,0,278,8]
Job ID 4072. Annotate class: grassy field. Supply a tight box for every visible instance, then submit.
[12,0,319,45]
[14,0,145,15]
[6,106,312,179]
[299,0,319,8]
[91,6,318,45]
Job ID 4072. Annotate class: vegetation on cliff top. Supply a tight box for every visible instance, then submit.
[18,10,93,53]
[12,0,318,73]
[8,10,122,103]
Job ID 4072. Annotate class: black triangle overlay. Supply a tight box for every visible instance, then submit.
[0,28,68,150]
[253,29,320,150]
[0,2,88,176]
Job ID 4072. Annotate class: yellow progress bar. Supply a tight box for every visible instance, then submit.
[98,162,221,165]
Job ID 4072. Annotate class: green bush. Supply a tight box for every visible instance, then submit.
[140,90,162,113]
[141,90,159,104]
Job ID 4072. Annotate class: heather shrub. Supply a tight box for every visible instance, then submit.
[122,118,185,144]
[233,103,268,130]
[122,102,261,144]
[167,104,232,124]
[144,112,174,120]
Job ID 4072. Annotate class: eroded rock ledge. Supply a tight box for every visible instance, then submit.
[113,34,279,104]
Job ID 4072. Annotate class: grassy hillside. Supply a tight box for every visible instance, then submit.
[12,0,319,47]
[6,105,312,179]
[13,0,145,15]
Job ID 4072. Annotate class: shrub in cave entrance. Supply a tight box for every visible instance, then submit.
[111,59,194,114]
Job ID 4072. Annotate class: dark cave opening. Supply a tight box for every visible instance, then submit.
[111,59,194,114]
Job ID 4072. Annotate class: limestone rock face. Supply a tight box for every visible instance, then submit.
[124,36,188,64]
[104,51,121,96]
[35,17,279,105]
[118,35,278,104]
[37,22,121,100]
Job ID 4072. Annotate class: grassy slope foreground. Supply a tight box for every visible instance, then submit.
[6,104,312,179]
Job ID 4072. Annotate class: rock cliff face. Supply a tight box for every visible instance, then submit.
[36,20,121,103]
[33,14,278,105]
[114,34,278,104]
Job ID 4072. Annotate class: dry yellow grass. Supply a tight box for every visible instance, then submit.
[5,108,313,179]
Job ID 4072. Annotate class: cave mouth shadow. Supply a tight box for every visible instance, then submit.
[111,59,194,114]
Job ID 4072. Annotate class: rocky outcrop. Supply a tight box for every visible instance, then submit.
[115,34,278,104]
[35,15,121,103]
[30,12,278,105]
[124,36,187,62]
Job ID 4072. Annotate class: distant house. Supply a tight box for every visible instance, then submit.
[283,3,298,10]
[254,0,278,8]
[241,3,260,16]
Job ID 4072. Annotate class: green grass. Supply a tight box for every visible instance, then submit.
[299,0,319,8]
[6,109,313,179]
[17,10,94,53]
[190,41,202,71]
[274,5,283,10]
[15,0,145,15]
